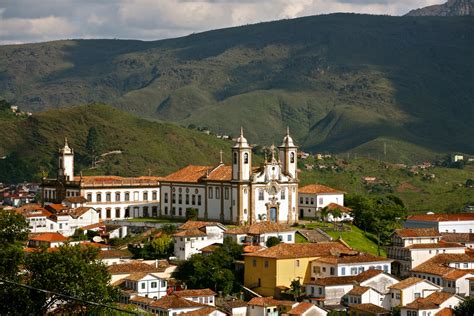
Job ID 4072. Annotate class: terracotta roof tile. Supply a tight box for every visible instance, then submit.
[29,232,68,242]
[394,228,441,238]
[57,206,96,218]
[62,196,88,204]
[243,245,265,253]
[200,243,222,253]
[412,253,474,278]
[80,221,104,230]
[107,261,169,274]
[325,203,352,213]
[125,272,154,281]
[425,292,455,305]
[173,289,216,297]
[248,297,294,307]
[173,229,207,237]
[225,300,248,308]
[404,292,454,310]
[306,269,383,286]
[98,249,132,259]
[205,165,233,181]
[161,165,213,183]
[149,294,205,309]
[287,302,315,315]
[389,277,426,290]
[179,221,222,230]
[226,221,293,235]
[435,308,454,316]
[181,307,217,316]
[75,175,161,185]
[244,242,351,259]
[350,303,390,314]
[346,286,371,296]
[299,184,344,194]
[407,213,474,222]
[130,296,155,305]
[441,233,474,243]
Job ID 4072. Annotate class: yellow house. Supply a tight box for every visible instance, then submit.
[244,242,351,297]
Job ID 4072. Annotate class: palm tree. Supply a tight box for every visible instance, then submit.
[320,207,329,223]
[330,208,342,231]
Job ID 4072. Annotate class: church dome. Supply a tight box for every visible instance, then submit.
[234,127,250,148]
[60,138,73,154]
[280,127,295,147]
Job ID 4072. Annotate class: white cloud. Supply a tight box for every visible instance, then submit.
[0,0,446,44]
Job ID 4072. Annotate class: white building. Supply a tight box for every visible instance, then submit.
[159,128,299,225]
[387,228,466,277]
[247,297,296,316]
[120,272,168,300]
[310,252,393,278]
[298,184,347,220]
[388,277,441,307]
[346,286,390,310]
[173,289,216,306]
[172,221,226,260]
[404,213,474,234]
[224,221,295,247]
[400,291,463,316]
[411,253,474,296]
[287,302,327,316]
[41,139,160,220]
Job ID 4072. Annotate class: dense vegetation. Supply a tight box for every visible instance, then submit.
[0,103,231,183]
[0,14,473,161]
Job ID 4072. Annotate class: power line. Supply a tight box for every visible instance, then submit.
[0,278,140,315]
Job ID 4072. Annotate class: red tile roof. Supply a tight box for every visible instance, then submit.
[179,221,222,230]
[299,184,344,194]
[173,229,207,237]
[181,307,217,316]
[226,221,293,235]
[312,252,391,264]
[350,303,390,314]
[75,175,161,184]
[346,286,371,296]
[29,232,68,242]
[306,269,384,286]
[411,253,474,278]
[173,288,216,297]
[406,242,465,249]
[62,196,88,204]
[389,277,427,290]
[407,213,474,222]
[435,308,453,316]
[394,228,441,238]
[287,302,315,315]
[161,165,213,183]
[441,233,474,243]
[107,261,169,274]
[244,242,351,259]
[247,297,294,307]
[404,292,455,310]
[205,165,232,181]
[149,294,205,309]
[325,203,352,213]
[243,245,265,253]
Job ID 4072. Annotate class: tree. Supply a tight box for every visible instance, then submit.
[142,235,174,259]
[25,245,118,314]
[85,127,102,167]
[287,278,303,301]
[454,296,474,316]
[329,208,342,231]
[319,207,329,223]
[186,208,199,221]
[161,224,177,235]
[266,236,281,247]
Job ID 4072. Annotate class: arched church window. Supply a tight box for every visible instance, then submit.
[233,152,237,164]
[244,153,248,164]
[290,152,295,163]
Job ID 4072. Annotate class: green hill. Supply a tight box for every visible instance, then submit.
[0,104,231,183]
[0,14,473,162]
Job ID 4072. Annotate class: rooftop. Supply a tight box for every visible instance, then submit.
[441,233,474,243]
[346,285,371,296]
[247,297,294,307]
[406,213,474,222]
[299,184,344,194]
[173,289,216,297]
[173,229,207,237]
[179,220,223,230]
[150,294,205,309]
[406,241,465,250]
[107,260,169,274]
[161,165,213,183]
[226,221,293,235]
[394,228,441,238]
[306,269,384,286]
[243,242,351,259]
[350,303,390,314]
[287,302,315,315]
[404,292,455,310]
[29,232,68,243]
[312,252,391,265]
[388,277,428,290]
[412,253,474,278]
[180,307,217,316]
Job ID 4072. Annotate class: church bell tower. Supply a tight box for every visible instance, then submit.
[232,127,252,182]
[278,127,297,179]
[58,138,74,181]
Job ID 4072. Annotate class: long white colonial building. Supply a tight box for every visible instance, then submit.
[41,129,343,225]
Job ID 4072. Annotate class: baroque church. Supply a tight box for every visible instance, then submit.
[41,128,299,225]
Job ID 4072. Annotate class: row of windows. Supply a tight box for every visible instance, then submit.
[87,191,158,203]
[258,189,286,201]
[300,197,324,205]
[313,265,389,276]
[96,206,158,218]
[164,193,202,206]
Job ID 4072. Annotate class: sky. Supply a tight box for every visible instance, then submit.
[0,0,446,45]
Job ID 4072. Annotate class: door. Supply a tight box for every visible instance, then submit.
[270,207,277,222]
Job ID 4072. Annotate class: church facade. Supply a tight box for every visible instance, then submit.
[159,128,299,224]
[41,128,299,225]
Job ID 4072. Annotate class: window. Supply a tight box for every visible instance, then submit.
[106,192,111,202]
[172,193,176,203]
[296,260,300,267]
[351,267,358,275]
[115,208,120,218]
[125,192,130,201]
[141,283,145,290]
[258,190,264,201]
[144,192,148,201]
[208,189,213,199]
[178,194,182,204]
[464,263,468,268]
[115,192,120,201]
[330,267,335,275]
[233,152,237,164]
[290,152,295,163]
[87,193,92,202]
[164,206,168,215]
[264,260,269,268]
[152,191,157,200]
[415,293,421,298]
[164,193,168,203]
[300,197,303,204]
[319,197,323,205]
[305,197,309,204]
[341,267,346,276]
[310,198,314,205]
[161,281,166,288]
[281,189,285,200]
[96,193,102,202]
[287,234,292,242]
[244,153,248,164]
[383,265,389,272]
[252,259,257,267]
[225,188,229,200]
[318,287,322,295]
[151,282,157,288]
[133,191,139,201]
[186,194,189,205]
[192,195,196,205]
[216,187,220,199]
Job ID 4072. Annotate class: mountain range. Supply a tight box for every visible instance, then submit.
[0,13,473,162]
[406,0,473,16]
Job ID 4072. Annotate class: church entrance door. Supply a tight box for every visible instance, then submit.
[269,207,277,222]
